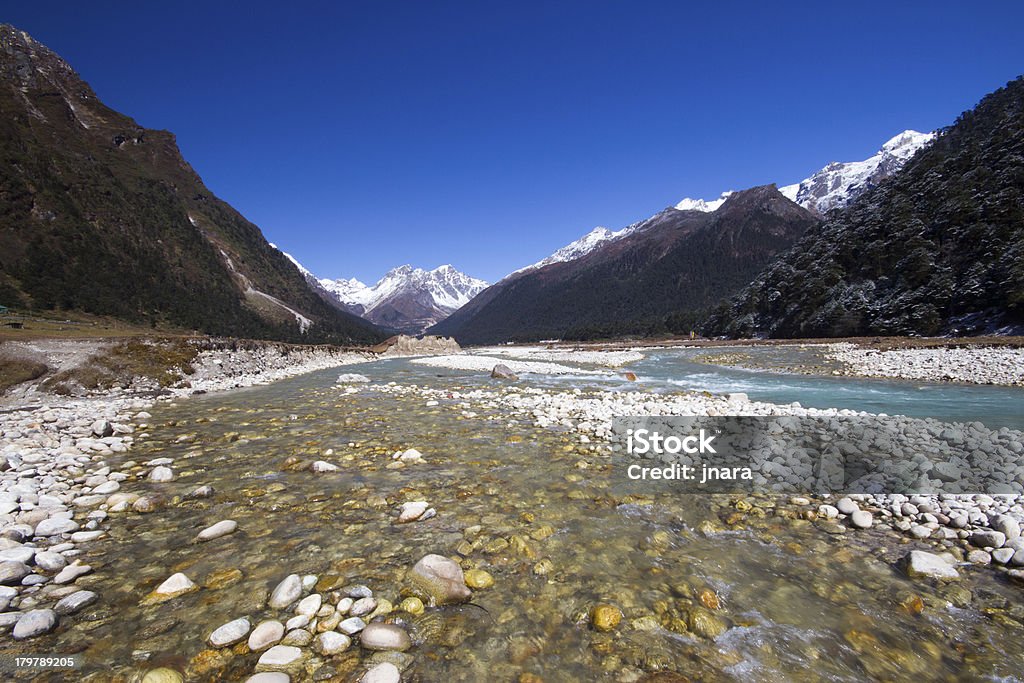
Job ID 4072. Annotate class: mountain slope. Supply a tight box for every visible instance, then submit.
[705,77,1024,338]
[431,186,819,344]
[0,25,382,344]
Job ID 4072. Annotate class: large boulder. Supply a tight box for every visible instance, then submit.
[490,364,518,380]
[409,554,472,605]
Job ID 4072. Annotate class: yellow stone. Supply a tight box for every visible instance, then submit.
[400,597,424,615]
[590,604,622,632]
[699,588,721,610]
[464,569,494,589]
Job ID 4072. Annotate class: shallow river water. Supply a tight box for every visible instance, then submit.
[18,349,1024,682]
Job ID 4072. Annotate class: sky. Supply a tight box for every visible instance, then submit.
[4,2,1024,284]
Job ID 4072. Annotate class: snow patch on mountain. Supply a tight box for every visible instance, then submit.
[777,130,935,214]
[675,191,734,213]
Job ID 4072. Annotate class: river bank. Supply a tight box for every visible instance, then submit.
[0,341,1022,681]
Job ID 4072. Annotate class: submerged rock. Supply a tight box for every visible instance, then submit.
[208,617,251,648]
[359,622,412,651]
[904,550,959,580]
[12,609,57,639]
[409,554,472,605]
[196,520,238,542]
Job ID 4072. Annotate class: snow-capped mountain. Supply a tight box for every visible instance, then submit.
[277,253,488,333]
[777,130,935,214]
[675,191,734,213]
[510,130,934,281]
[510,225,638,276]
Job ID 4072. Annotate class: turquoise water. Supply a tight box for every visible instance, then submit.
[346,347,1024,430]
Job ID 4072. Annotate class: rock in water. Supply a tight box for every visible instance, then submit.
[149,572,198,600]
[0,560,31,585]
[361,662,401,683]
[313,631,351,655]
[490,364,518,380]
[590,604,622,632]
[904,550,959,580]
[54,590,98,615]
[409,554,472,605]
[268,574,302,609]
[359,622,411,651]
[13,609,57,639]
[850,510,873,529]
[396,501,430,524]
[208,617,252,648]
[196,520,238,542]
[256,645,303,670]
[248,620,285,651]
[141,669,183,683]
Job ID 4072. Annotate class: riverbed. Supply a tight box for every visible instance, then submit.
[3,346,1024,682]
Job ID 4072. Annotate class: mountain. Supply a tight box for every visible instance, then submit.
[676,130,934,217]
[496,129,933,293]
[777,130,935,214]
[705,77,1024,338]
[0,25,383,344]
[287,260,487,334]
[431,185,819,344]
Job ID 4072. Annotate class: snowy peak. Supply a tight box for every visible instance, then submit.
[510,224,642,277]
[276,250,488,333]
[778,129,935,214]
[674,191,734,213]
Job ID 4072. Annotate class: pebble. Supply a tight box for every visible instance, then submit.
[248,620,285,651]
[55,590,98,615]
[208,617,251,647]
[196,520,238,542]
[12,608,57,639]
[0,561,31,585]
[590,604,622,632]
[246,673,291,683]
[396,501,430,524]
[296,593,322,617]
[152,572,196,596]
[339,617,367,635]
[850,510,873,529]
[836,497,859,515]
[246,674,291,683]
[34,517,79,537]
[359,623,412,651]
[141,668,183,683]
[268,574,302,609]
[464,569,494,589]
[256,644,303,670]
[905,550,959,580]
[313,631,351,655]
[53,563,92,584]
[350,596,377,617]
[361,662,401,683]
[149,466,174,482]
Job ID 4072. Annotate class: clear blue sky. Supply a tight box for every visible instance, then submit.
[5,2,1023,283]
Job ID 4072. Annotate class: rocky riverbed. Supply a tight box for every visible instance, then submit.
[827,343,1024,387]
[0,345,1023,681]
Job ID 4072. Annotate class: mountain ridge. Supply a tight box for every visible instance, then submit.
[0,25,383,344]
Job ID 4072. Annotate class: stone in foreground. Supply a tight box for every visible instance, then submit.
[361,662,401,683]
[904,550,959,580]
[409,553,472,605]
[268,574,302,609]
[13,609,57,639]
[196,520,238,542]
[208,616,251,648]
[359,622,412,651]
